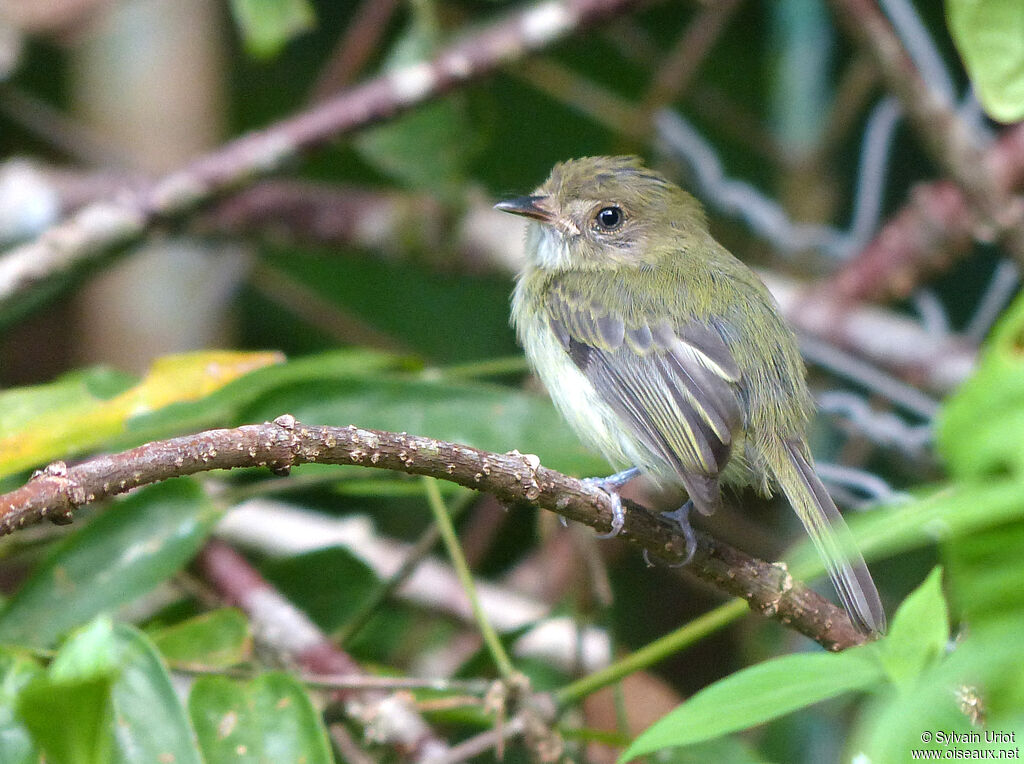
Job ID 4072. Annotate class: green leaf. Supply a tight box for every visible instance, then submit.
[122,349,403,442]
[619,648,883,761]
[937,289,1024,479]
[645,736,773,764]
[0,480,221,647]
[17,619,118,764]
[189,673,333,763]
[0,366,134,436]
[150,608,252,670]
[47,616,119,680]
[262,547,378,632]
[0,351,282,479]
[786,478,1024,582]
[854,617,1024,759]
[18,674,114,764]
[947,0,1024,122]
[945,519,1024,619]
[106,623,203,764]
[0,647,43,764]
[229,0,316,58]
[875,567,949,686]
[16,618,202,764]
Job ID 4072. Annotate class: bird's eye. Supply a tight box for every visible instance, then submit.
[594,206,624,231]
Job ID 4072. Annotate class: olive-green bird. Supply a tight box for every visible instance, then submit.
[497,155,885,635]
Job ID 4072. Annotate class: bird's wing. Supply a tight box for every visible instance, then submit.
[546,286,743,514]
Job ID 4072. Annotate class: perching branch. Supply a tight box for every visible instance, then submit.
[0,415,869,651]
[0,0,649,318]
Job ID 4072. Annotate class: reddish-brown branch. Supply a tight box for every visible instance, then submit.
[825,122,1024,302]
[0,417,868,650]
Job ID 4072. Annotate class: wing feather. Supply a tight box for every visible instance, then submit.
[548,288,743,514]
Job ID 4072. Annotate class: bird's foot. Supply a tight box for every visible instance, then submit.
[582,467,640,539]
[642,500,697,567]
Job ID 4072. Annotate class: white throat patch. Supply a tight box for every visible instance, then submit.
[528,223,572,269]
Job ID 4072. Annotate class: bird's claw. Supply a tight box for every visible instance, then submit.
[643,500,697,567]
[582,467,638,539]
[661,500,697,566]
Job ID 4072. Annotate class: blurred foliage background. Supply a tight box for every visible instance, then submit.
[0,0,1022,761]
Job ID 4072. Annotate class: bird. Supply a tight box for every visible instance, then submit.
[496,155,886,635]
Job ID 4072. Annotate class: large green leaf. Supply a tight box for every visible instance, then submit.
[17,618,118,764]
[937,290,1024,479]
[121,348,404,442]
[785,478,1024,582]
[0,480,220,647]
[189,673,333,763]
[945,519,1024,620]
[0,366,134,436]
[106,623,203,763]
[0,351,282,479]
[16,618,202,764]
[619,648,882,761]
[18,674,114,764]
[854,617,1024,760]
[947,0,1024,122]
[874,567,948,687]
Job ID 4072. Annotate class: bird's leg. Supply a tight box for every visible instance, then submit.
[642,499,697,567]
[582,467,640,538]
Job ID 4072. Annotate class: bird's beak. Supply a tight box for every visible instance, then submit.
[493,195,556,223]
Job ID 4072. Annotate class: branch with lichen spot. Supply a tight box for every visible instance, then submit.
[0,0,648,320]
[0,416,869,651]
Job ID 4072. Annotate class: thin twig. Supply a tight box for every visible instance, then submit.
[309,0,402,99]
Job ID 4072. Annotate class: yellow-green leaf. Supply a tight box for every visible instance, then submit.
[947,0,1024,122]
[0,350,283,479]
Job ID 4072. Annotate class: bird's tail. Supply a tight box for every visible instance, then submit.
[775,440,886,635]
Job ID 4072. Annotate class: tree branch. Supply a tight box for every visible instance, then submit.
[0,0,649,318]
[0,416,869,651]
